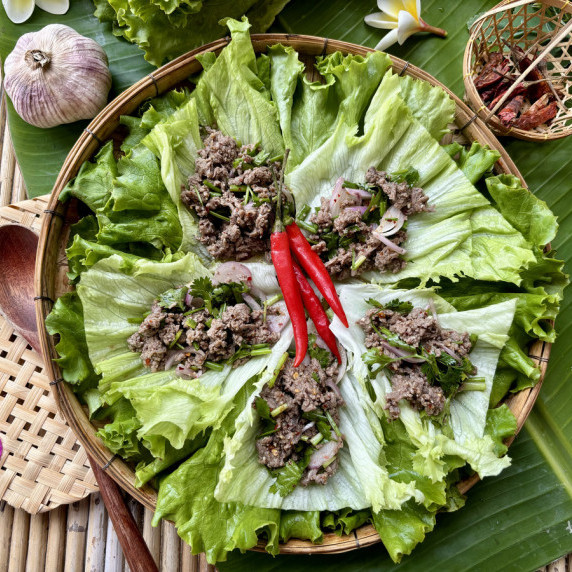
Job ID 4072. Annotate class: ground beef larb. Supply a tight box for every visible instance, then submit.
[256,354,345,488]
[307,168,431,280]
[358,304,474,420]
[181,129,284,261]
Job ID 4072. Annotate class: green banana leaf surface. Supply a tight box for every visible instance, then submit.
[0,0,570,570]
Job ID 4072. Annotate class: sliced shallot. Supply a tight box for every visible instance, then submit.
[377,206,406,236]
[243,293,262,312]
[308,438,343,470]
[345,187,372,200]
[213,262,252,285]
[345,205,368,215]
[266,300,290,333]
[372,231,407,254]
[164,350,186,371]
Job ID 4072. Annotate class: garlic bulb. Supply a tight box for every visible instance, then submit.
[4,24,112,129]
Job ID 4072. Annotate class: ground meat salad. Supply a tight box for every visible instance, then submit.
[181,128,284,261]
[127,274,283,379]
[358,299,483,421]
[255,345,345,492]
[300,167,431,280]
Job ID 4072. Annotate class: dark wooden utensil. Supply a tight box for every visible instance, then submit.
[0,224,158,572]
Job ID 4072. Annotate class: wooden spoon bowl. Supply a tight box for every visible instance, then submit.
[0,224,41,354]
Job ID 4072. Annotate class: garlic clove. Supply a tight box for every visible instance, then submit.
[35,0,69,15]
[2,0,35,24]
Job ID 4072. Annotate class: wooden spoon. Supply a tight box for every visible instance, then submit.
[0,224,158,572]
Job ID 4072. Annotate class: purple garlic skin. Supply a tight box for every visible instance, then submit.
[4,24,112,129]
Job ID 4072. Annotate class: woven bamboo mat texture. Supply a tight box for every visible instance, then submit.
[0,90,566,571]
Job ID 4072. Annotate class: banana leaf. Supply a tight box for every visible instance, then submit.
[1,0,571,569]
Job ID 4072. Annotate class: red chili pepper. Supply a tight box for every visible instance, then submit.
[286,222,349,328]
[292,262,341,363]
[270,152,307,367]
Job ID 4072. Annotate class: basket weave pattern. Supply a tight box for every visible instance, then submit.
[464,0,572,140]
[0,196,98,514]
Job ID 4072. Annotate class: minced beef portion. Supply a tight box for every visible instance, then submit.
[128,299,279,379]
[358,306,473,420]
[307,167,431,280]
[256,356,344,486]
[181,128,283,261]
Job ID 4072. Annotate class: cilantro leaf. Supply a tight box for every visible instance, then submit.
[157,286,188,311]
[362,348,401,376]
[390,166,420,186]
[308,334,333,368]
[269,447,313,497]
[384,299,414,314]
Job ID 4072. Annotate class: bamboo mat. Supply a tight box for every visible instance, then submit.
[0,91,568,572]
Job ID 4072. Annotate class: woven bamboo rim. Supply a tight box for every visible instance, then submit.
[464,0,572,141]
[34,34,551,555]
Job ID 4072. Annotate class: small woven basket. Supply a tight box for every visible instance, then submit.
[464,0,572,140]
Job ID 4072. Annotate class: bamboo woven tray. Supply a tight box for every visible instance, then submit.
[34,34,552,555]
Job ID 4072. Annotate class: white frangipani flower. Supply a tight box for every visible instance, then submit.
[3,0,69,24]
[365,0,447,52]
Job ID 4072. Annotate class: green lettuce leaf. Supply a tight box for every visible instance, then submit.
[191,18,284,156]
[153,381,281,564]
[44,292,100,391]
[444,141,501,184]
[371,500,436,563]
[94,398,147,461]
[95,0,291,67]
[331,283,516,480]
[142,97,209,257]
[486,174,558,247]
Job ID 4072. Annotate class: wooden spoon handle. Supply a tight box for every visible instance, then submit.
[89,456,158,572]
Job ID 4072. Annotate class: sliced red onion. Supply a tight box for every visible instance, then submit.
[441,345,461,362]
[243,293,262,312]
[428,299,439,324]
[176,364,194,379]
[244,201,256,212]
[345,205,368,215]
[282,186,294,205]
[249,284,267,301]
[302,421,315,433]
[314,334,329,351]
[377,206,406,236]
[336,346,347,383]
[213,262,252,285]
[380,342,425,364]
[326,379,342,398]
[330,177,357,217]
[345,187,372,200]
[266,300,290,333]
[301,353,311,367]
[372,231,407,254]
[185,292,193,306]
[308,438,343,470]
[164,350,186,371]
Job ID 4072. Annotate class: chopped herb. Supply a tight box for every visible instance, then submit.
[302,410,332,440]
[308,334,332,368]
[158,286,188,311]
[325,411,341,438]
[322,455,337,469]
[168,329,183,349]
[367,298,414,314]
[204,361,224,372]
[269,447,313,497]
[271,403,289,417]
[390,166,420,186]
[209,210,231,223]
[362,348,401,376]
[310,432,323,446]
[297,204,311,220]
[268,352,289,389]
[203,180,221,193]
